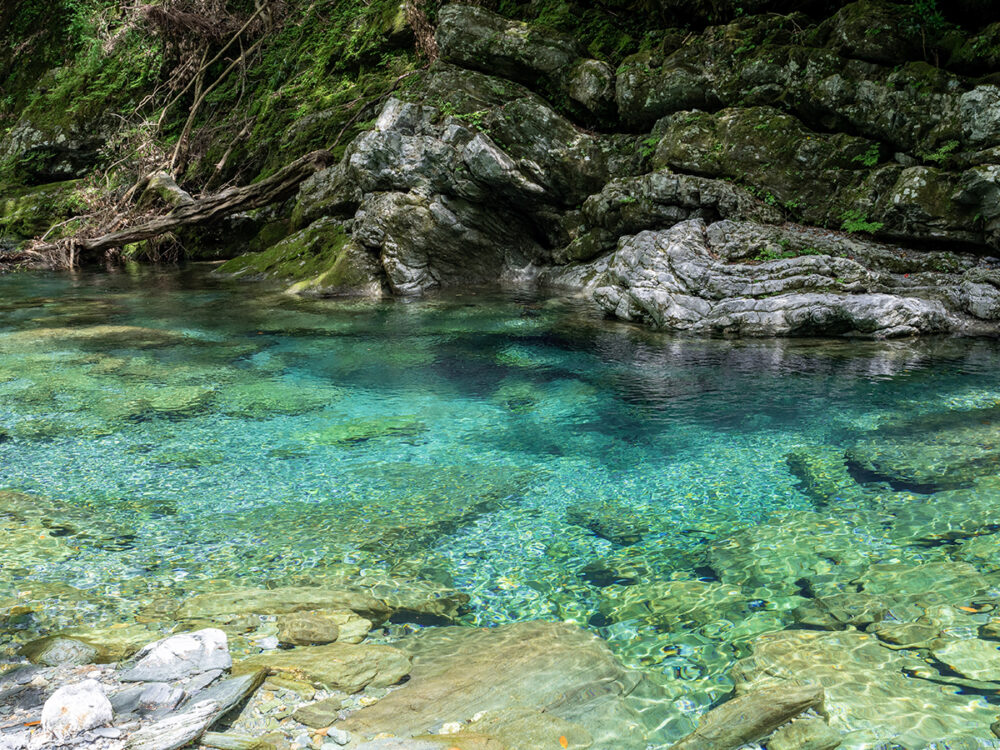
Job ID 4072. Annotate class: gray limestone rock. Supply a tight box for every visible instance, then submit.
[592,219,992,338]
[120,628,232,683]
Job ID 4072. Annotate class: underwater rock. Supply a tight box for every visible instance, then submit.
[890,476,1000,542]
[847,406,1000,492]
[41,679,113,740]
[732,629,999,747]
[359,576,470,624]
[120,629,232,683]
[175,587,392,626]
[707,508,881,597]
[669,683,825,750]
[19,636,99,667]
[866,621,941,650]
[932,639,1000,682]
[300,416,427,447]
[597,579,751,631]
[792,592,888,630]
[235,642,410,693]
[0,325,189,353]
[785,446,862,503]
[341,621,653,749]
[767,717,842,750]
[565,500,650,546]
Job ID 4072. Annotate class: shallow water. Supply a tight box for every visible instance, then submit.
[4,266,1000,741]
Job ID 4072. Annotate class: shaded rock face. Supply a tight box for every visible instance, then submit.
[340,621,655,749]
[435,5,615,118]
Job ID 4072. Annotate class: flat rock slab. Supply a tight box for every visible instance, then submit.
[933,639,1000,682]
[341,621,653,749]
[669,683,825,750]
[121,628,231,683]
[236,642,410,694]
[125,669,265,750]
[176,587,391,625]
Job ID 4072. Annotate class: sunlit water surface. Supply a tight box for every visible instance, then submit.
[3,266,1000,736]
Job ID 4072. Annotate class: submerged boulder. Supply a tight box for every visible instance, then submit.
[340,621,656,749]
[847,406,1000,491]
[236,642,411,693]
[732,629,999,747]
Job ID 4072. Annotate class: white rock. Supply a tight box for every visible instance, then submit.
[121,628,231,682]
[40,679,113,739]
[327,726,351,745]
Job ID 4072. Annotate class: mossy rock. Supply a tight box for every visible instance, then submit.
[217,218,385,298]
[300,416,427,447]
[215,379,340,420]
[0,179,84,241]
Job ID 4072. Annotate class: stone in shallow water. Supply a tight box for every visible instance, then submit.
[732,630,999,747]
[707,509,884,597]
[19,636,98,667]
[847,406,1000,492]
[277,612,343,647]
[597,579,751,630]
[340,621,656,749]
[175,587,391,626]
[767,717,842,750]
[890,476,1000,542]
[932,639,1000,682]
[565,500,650,546]
[236,642,410,693]
[301,417,427,447]
[41,679,113,740]
[669,683,825,750]
[120,628,232,683]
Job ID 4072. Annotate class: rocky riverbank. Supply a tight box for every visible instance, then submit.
[4,2,1000,338]
[204,2,1000,338]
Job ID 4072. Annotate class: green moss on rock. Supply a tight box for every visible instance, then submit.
[217,218,385,297]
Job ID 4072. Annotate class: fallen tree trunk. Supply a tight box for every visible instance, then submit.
[32,149,333,267]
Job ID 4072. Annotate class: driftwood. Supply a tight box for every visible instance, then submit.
[33,149,332,267]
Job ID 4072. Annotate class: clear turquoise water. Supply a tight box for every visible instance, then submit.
[4,266,1000,733]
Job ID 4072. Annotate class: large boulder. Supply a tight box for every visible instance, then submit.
[340,621,659,749]
[590,219,991,338]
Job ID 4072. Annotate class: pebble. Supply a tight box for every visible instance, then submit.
[327,727,351,745]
